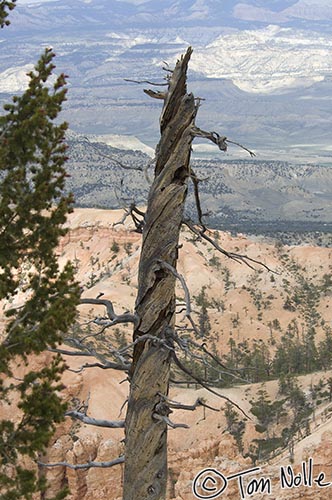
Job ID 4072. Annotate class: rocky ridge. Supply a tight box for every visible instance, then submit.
[60,136,332,236]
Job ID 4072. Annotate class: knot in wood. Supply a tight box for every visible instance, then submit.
[164,326,175,340]
[147,485,156,495]
[216,135,227,151]
[154,401,171,417]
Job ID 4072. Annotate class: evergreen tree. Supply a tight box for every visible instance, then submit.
[198,292,211,338]
[250,339,271,382]
[279,376,312,440]
[224,401,245,454]
[0,49,80,499]
[250,386,277,438]
[249,385,286,460]
[318,326,332,370]
[0,0,16,27]
[288,381,312,434]
[273,323,304,376]
[326,377,332,402]
[320,273,332,296]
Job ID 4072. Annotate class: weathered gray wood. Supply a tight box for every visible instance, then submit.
[123,47,196,500]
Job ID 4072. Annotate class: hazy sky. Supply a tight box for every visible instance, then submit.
[18,0,150,3]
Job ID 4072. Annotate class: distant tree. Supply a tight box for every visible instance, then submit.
[278,373,295,396]
[0,48,80,498]
[326,377,332,402]
[249,385,286,460]
[197,288,211,338]
[250,339,271,381]
[273,326,304,375]
[223,337,272,383]
[279,376,312,440]
[224,401,245,454]
[309,378,326,406]
[283,295,296,311]
[250,386,278,438]
[320,273,332,295]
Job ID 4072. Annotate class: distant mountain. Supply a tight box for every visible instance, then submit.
[7,1,204,32]
[1,0,332,162]
[9,0,137,32]
[190,25,332,93]
[284,0,332,21]
[7,0,332,33]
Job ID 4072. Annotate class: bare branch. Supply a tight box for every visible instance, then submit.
[79,297,140,329]
[186,339,250,384]
[226,139,256,157]
[190,169,207,230]
[191,126,228,151]
[67,360,130,373]
[112,209,131,228]
[142,157,155,185]
[112,203,146,233]
[183,218,275,272]
[186,314,202,338]
[152,413,189,429]
[117,333,174,356]
[80,297,114,318]
[118,397,128,417]
[38,456,125,470]
[171,352,251,420]
[83,136,144,172]
[129,203,146,233]
[57,336,131,372]
[77,320,126,343]
[191,126,256,156]
[156,259,203,338]
[143,89,167,100]
[162,61,173,73]
[156,260,191,317]
[62,337,97,353]
[125,78,168,86]
[48,348,92,357]
[173,337,249,384]
[157,393,219,412]
[65,410,125,428]
[172,336,221,377]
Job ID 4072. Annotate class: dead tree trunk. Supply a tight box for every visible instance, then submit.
[123,48,196,500]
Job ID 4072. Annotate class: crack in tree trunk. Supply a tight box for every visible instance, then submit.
[123,48,196,500]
